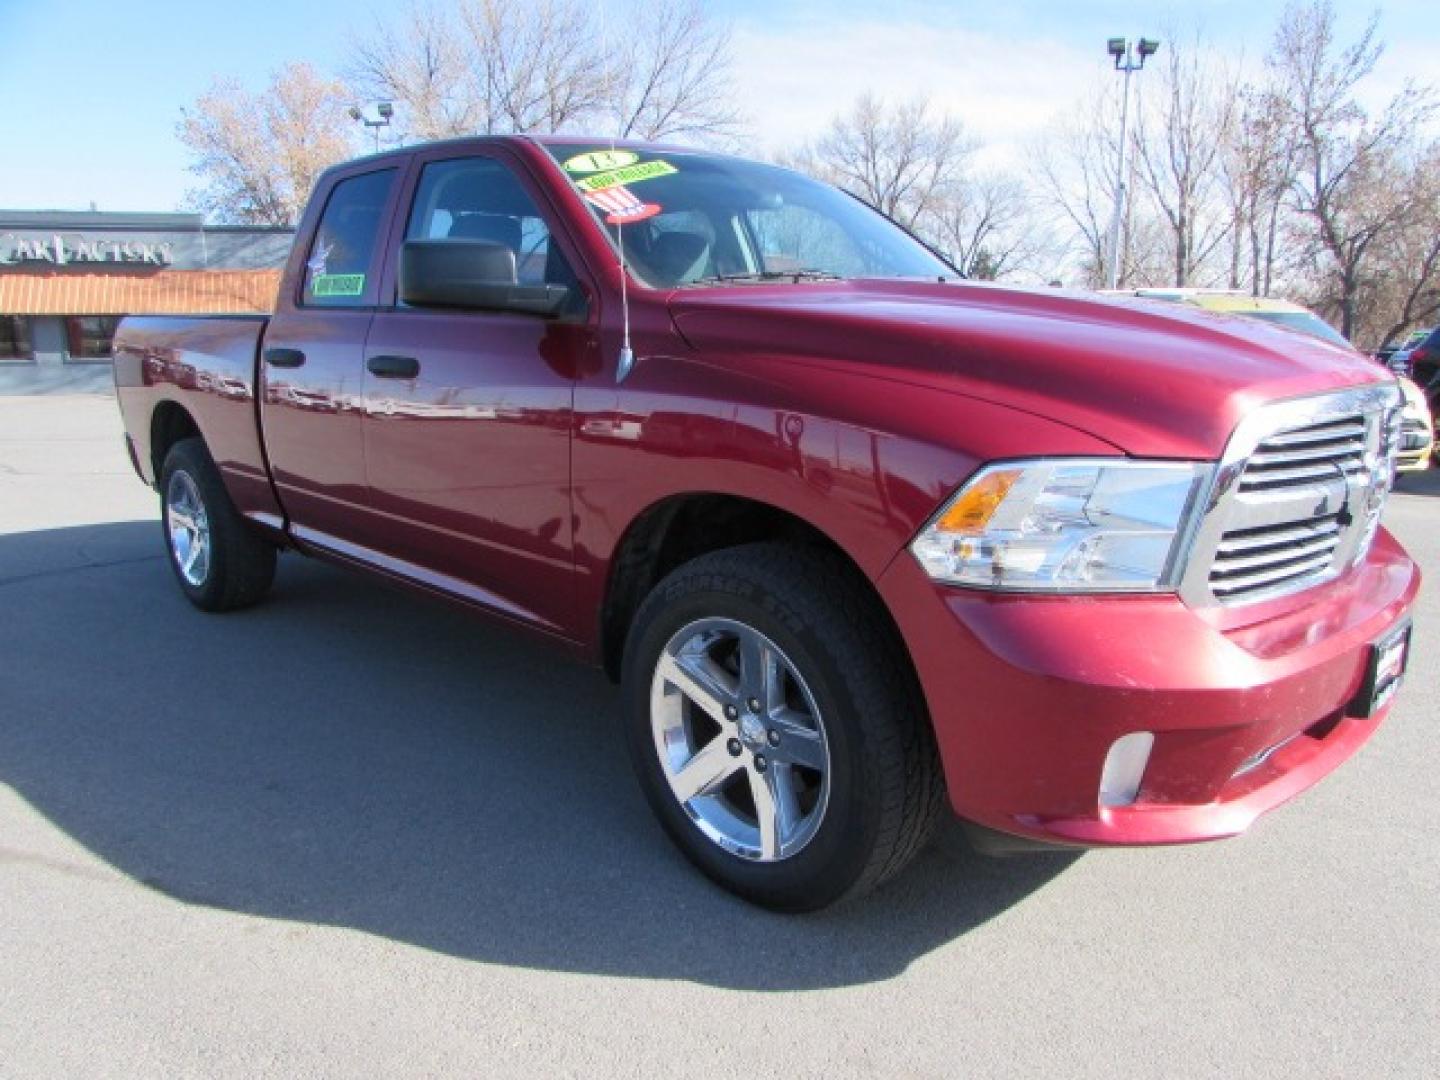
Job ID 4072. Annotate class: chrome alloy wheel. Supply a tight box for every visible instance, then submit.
[650,617,831,861]
[165,470,211,587]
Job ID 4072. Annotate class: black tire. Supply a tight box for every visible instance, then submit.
[159,437,276,612]
[621,543,944,912]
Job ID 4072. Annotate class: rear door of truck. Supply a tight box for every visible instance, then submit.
[258,161,407,543]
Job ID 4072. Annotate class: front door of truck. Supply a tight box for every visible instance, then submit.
[360,149,590,637]
[259,164,403,543]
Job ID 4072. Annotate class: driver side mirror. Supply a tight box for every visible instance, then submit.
[399,239,570,317]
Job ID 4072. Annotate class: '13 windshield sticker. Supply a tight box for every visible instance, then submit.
[563,149,639,174]
[575,159,677,193]
[311,273,366,297]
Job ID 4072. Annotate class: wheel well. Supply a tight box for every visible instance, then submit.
[600,493,883,681]
[150,401,201,480]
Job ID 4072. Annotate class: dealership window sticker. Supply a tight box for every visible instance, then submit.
[574,160,678,193]
[310,273,366,297]
[583,185,663,225]
[563,149,640,174]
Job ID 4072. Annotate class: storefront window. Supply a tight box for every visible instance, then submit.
[65,316,121,361]
[0,316,33,362]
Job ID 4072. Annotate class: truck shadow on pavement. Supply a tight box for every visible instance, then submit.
[1,521,1076,991]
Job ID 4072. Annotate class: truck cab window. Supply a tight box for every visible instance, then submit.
[404,157,576,293]
[302,168,396,307]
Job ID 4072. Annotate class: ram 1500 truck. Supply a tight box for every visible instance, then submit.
[114,137,1418,911]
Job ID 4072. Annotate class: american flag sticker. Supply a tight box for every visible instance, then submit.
[584,184,662,225]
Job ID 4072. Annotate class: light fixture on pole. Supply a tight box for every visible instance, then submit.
[1104,36,1159,290]
[348,102,394,154]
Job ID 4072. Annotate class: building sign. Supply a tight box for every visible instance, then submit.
[0,233,174,267]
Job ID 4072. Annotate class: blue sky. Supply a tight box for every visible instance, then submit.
[1,0,1433,213]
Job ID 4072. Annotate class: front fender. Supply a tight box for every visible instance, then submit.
[571,350,1121,650]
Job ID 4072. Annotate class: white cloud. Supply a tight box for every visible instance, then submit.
[728,16,1102,159]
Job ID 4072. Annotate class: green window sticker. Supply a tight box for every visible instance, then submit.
[311,273,366,298]
[575,160,678,193]
[563,149,639,174]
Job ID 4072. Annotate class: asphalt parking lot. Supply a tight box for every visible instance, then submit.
[2,394,1436,1078]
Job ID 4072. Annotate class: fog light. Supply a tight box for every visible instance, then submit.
[1099,732,1154,807]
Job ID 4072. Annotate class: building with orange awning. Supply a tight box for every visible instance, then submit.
[1,211,290,371]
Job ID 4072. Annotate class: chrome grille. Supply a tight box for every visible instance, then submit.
[1237,417,1366,491]
[1181,385,1403,607]
[1210,514,1342,598]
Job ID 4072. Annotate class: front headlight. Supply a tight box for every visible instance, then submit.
[910,458,1211,592]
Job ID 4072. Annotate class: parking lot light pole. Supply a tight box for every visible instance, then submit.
[1105,37,1159,290]
[349,102,394,154]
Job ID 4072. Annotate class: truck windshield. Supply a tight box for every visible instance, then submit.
[542,143,953,289]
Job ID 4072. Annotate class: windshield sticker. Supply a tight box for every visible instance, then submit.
[606,204,663,226]
[563,149,639,174]
[575,159,677,193]
[584,185,663,225]
[581,185,659,226]
[310,273,366,297]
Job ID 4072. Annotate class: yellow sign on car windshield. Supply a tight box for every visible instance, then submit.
[563,149,640,174]
[574,160,677,193]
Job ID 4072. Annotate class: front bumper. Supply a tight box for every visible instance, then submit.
[878,528,1419,847]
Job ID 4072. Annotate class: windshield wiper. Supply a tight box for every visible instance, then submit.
[690,269,845,285]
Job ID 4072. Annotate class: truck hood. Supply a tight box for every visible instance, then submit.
[668,279,1389,459]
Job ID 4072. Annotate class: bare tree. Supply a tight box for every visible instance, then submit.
[348,4,481,140]
[927,173,1051,281]
[813,94,971,230]
[1220,87,1299,296]
[349,0,741,141]
[610,0,743,140]
[178,63,355,226]
[1133,32,1240,286]
[1035,100,1113,286]
[1272,0,1436,338]
[777,116,1056,284]
[1036,84,1167,288]
[942,0,1440,325]
[1352,149,1440,347]
[456,0,609,133]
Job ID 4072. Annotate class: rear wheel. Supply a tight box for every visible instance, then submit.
[621,543,943,911]
[159,437,276,611]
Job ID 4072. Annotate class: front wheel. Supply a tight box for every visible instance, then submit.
[621,543,943,911]
[159,437,276,611]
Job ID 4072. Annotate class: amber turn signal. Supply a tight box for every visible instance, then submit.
[932,468,1021,534]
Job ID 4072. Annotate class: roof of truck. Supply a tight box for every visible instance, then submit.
[341,134,706,168]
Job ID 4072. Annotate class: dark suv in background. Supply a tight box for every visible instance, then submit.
[1405,327,1440,390]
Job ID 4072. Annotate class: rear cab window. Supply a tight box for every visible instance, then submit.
[302,168,398,307]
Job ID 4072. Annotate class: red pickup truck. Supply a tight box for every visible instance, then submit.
[114,137,1418,911]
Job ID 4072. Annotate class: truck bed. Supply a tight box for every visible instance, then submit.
[113,315,284,527]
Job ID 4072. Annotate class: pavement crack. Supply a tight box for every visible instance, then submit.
[0,553,165,588]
